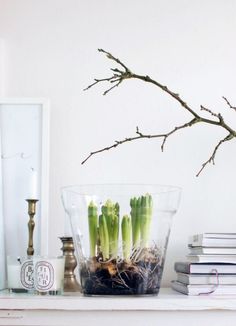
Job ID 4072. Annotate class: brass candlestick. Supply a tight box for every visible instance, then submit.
[26,199,38,256]
[60,236,81,292]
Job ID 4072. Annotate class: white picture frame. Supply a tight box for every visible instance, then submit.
[0,98,50,261]
[0,129,5,289]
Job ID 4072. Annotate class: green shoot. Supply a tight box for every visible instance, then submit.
[130,197,140,248]
[110,213,119,258]
[140,194,153,248]
[102,200,120,258]
[122,215,131,261]
[88,201,98,257]
[99,214,109,260]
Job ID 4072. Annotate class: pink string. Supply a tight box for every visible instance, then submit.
[198,269,219,295]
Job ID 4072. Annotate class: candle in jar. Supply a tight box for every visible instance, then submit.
[7,257,23,290]
[7,257,34,291]
[34,256,65,293]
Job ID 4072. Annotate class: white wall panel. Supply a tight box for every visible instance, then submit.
[0,0,235,287]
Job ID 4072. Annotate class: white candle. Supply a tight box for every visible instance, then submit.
[7,264,22,289]
[34,257,65,292]
[7,257,34,290]
[28,168,38,199]
[7,257,23,290]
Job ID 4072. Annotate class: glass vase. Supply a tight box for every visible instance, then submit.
[62,184,181,296]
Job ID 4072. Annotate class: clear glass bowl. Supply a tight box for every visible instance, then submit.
[61,184,181,296]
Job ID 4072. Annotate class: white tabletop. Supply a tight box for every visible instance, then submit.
[1,288,236,311]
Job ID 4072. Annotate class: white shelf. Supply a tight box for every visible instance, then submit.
[1,288,236,311]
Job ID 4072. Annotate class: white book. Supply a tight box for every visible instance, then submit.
[188,234,236,248]
[187,255,236,264]
[177,272,236,285]
[192,233,236,239]
[189,247,236,255]
[171,280,236,295]
[175,262,236,274]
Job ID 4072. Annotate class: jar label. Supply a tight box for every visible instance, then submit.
[20,260,34,289]
[35,261,54,291]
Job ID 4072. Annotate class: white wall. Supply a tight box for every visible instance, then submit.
[0,0,236,286]
[0,39,5,96]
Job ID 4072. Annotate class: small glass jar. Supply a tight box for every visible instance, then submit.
[7,256,33,293]
[33,256,65,295]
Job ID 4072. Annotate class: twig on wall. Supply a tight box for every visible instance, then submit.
[83,49,236,176]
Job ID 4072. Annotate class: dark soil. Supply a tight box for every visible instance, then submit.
[81,257,163,295]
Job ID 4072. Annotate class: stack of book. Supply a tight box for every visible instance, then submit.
[171,233,236,295]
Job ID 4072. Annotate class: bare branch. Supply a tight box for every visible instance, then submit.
[103,79,123,95]
[200,105,221,120]
[82,49,236,176]
[161,118,200,151]
[81,118,199,165]
[98,49,131,73]
[132,74,200,119]
[84,50,133,95]
[84,49,200,118]
[196,133,234,177]
[81,134,142,165]
[83,76,118,92]
[223,96,236,112]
